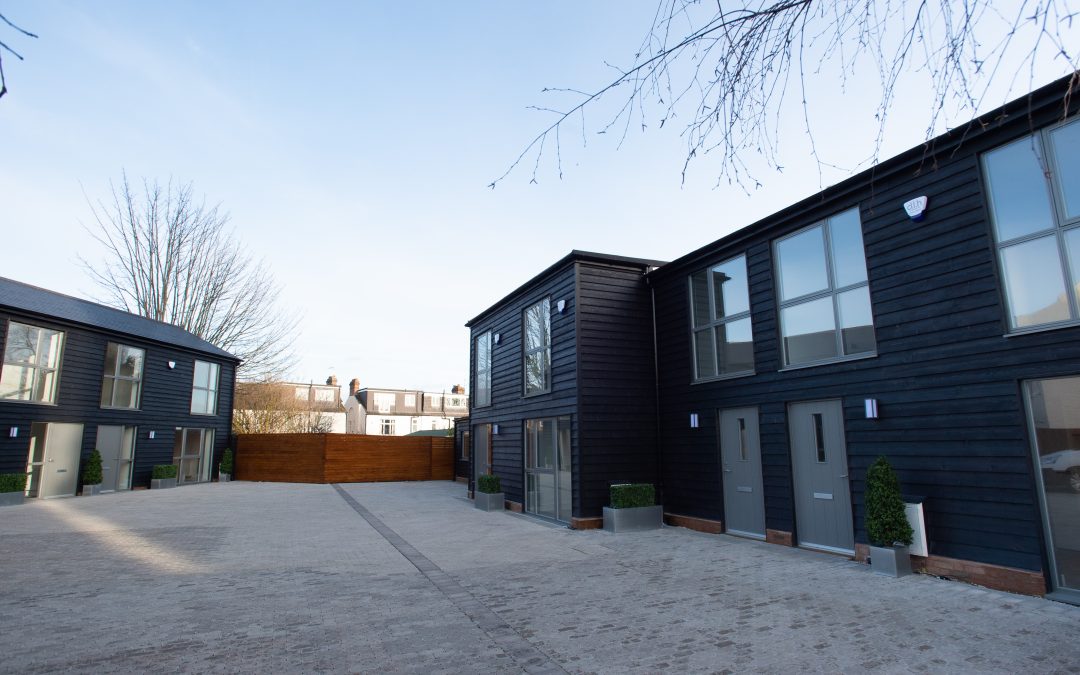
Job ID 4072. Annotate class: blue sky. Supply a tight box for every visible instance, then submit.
[1,1,1075,392]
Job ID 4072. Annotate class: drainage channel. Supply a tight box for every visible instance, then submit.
[331,484,566,675]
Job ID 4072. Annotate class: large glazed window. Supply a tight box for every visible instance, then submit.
[983,119,1080,331]
[474,331,491,407]
[100,342,145,409]
[523,298,551,396]
[0,321,64,403]
[775,208,876,367]
[190,360,220,415]
[688,254,754,380]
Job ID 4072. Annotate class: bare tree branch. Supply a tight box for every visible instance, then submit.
[80,174,299,380]
[0,11,37,101]
[492,0,1080,190]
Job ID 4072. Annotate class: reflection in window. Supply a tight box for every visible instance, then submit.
[101,343,145,409]
[475,331,492,407]
[0,322,64,403]
[190,360,220,415]
[775,208,876,367]
[523,298,551,395]
[984,119,1080,331]
[688,255,754,380]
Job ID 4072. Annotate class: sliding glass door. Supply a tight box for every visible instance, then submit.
[524,416,571,523]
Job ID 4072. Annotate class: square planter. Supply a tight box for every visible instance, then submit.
[603,505,664,532]
[869,544,912,577]
[0,492,25,507]
[151,477,177,490]
[82,484,102,496]
[219,473,231,482]
[475,491,504,511]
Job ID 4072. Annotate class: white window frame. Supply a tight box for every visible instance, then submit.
[0,321,64,404]
[100,342,145,409]
[523,297,551,397]
[381,418,395,435]
[773,208,876,368]
[687,254,754,382]
[983,118,1080,333]
[190,360,220,415]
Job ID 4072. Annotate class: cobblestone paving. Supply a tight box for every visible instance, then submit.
[1,481,1078,673]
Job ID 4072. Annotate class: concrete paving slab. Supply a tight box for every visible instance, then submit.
[0,480,1077,673]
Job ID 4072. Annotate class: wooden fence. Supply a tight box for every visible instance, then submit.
[235,434,454,483]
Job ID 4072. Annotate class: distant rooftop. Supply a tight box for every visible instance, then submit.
[0,276,239,361]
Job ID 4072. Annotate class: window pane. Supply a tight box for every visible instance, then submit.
[694,329,716,379]
[829,209,868,288]
[207,390,217,415]
[716,318,754,374]
[41,330,63,368]
[194,360,210,388]
[837,287,876,355]
[118,346,143,378]
[558,418,572,520]
[777,226,829,301]
[207,363,219,391]
[1001,236,1070,328]
[0,364,32,400]
[525,351,548,394]
[690,269,711,327]
[525,420,537,468]
[100,377,114,407]
[191,388,209,414]
[524,301,549,350]
[3,323,34,364]
[782,297,838,365]
[536,419,555,469]
[104,342,120,376]
[984,136,1055,242]
[712,256,749,318]
[113,379,137,409]
[1050,121,1080,221]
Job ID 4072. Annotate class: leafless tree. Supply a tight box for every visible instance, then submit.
[492,0,1079,189]
[82,174,298,380]
[232,380,335,434]
[0,11,36,100]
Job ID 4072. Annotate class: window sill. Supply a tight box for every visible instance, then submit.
[522,390,552,399]
[189,411,218,417]
[0,398,58,406]
[778,352,877,373]
[1004,319,1080,339]
[100,405,141,412]
[691,370,755,385]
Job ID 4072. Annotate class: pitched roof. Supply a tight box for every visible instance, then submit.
[0,276,239,361]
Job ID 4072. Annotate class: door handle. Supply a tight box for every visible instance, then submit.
[840,474,848,478]
[723,468,732,473]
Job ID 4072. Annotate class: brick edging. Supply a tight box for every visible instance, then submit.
[854,544,1047,596]
[663,512,724,534]
[570,516,603,530]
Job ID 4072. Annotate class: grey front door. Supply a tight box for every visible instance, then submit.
[473,423,491,485]
[719,407,766,539]
[38,423,84,499]
[789,400,854,553]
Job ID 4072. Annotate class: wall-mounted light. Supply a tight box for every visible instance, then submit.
[492,424,500,435]
[903,196,928,222]
[493,333,501,346]
[8,427,17,438]
[556,299,566,313]
[167,361,176,369]
[148,430,156,439]
[689,413,699,428]
[865,399,879,419]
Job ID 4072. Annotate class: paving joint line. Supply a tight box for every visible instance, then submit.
[331,484,567,675]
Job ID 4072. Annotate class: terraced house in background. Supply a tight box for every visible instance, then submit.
[466,73,1080,603]
[0,278,238,496]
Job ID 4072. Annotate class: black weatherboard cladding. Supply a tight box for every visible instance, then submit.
[0,279,237,489]
[649,76,1080,572]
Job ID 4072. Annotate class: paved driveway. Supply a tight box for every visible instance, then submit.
[1,481,1078,674]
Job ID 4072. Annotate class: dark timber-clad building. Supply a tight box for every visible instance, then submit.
[0,277,239,497]
[466,73,1080,602]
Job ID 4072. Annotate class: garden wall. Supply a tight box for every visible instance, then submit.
[235,434,454,483]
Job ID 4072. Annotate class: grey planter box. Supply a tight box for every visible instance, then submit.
[0,492,25,507]
[219,473,231,482]
[869,544,912,577]
[82,484,102,496]
[475,491,504,511]
[603,505,664,532]
[151,477,177,490]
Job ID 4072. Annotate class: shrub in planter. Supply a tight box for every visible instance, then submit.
[604,483,662,532]
[477,473,501,494]
[610,483,655,509]
[475,474,503,511]
[219,449,234,480]
[81,449,104,495]
[866,456,914,577]
[0,473,28,507]
[152,464,177,480]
